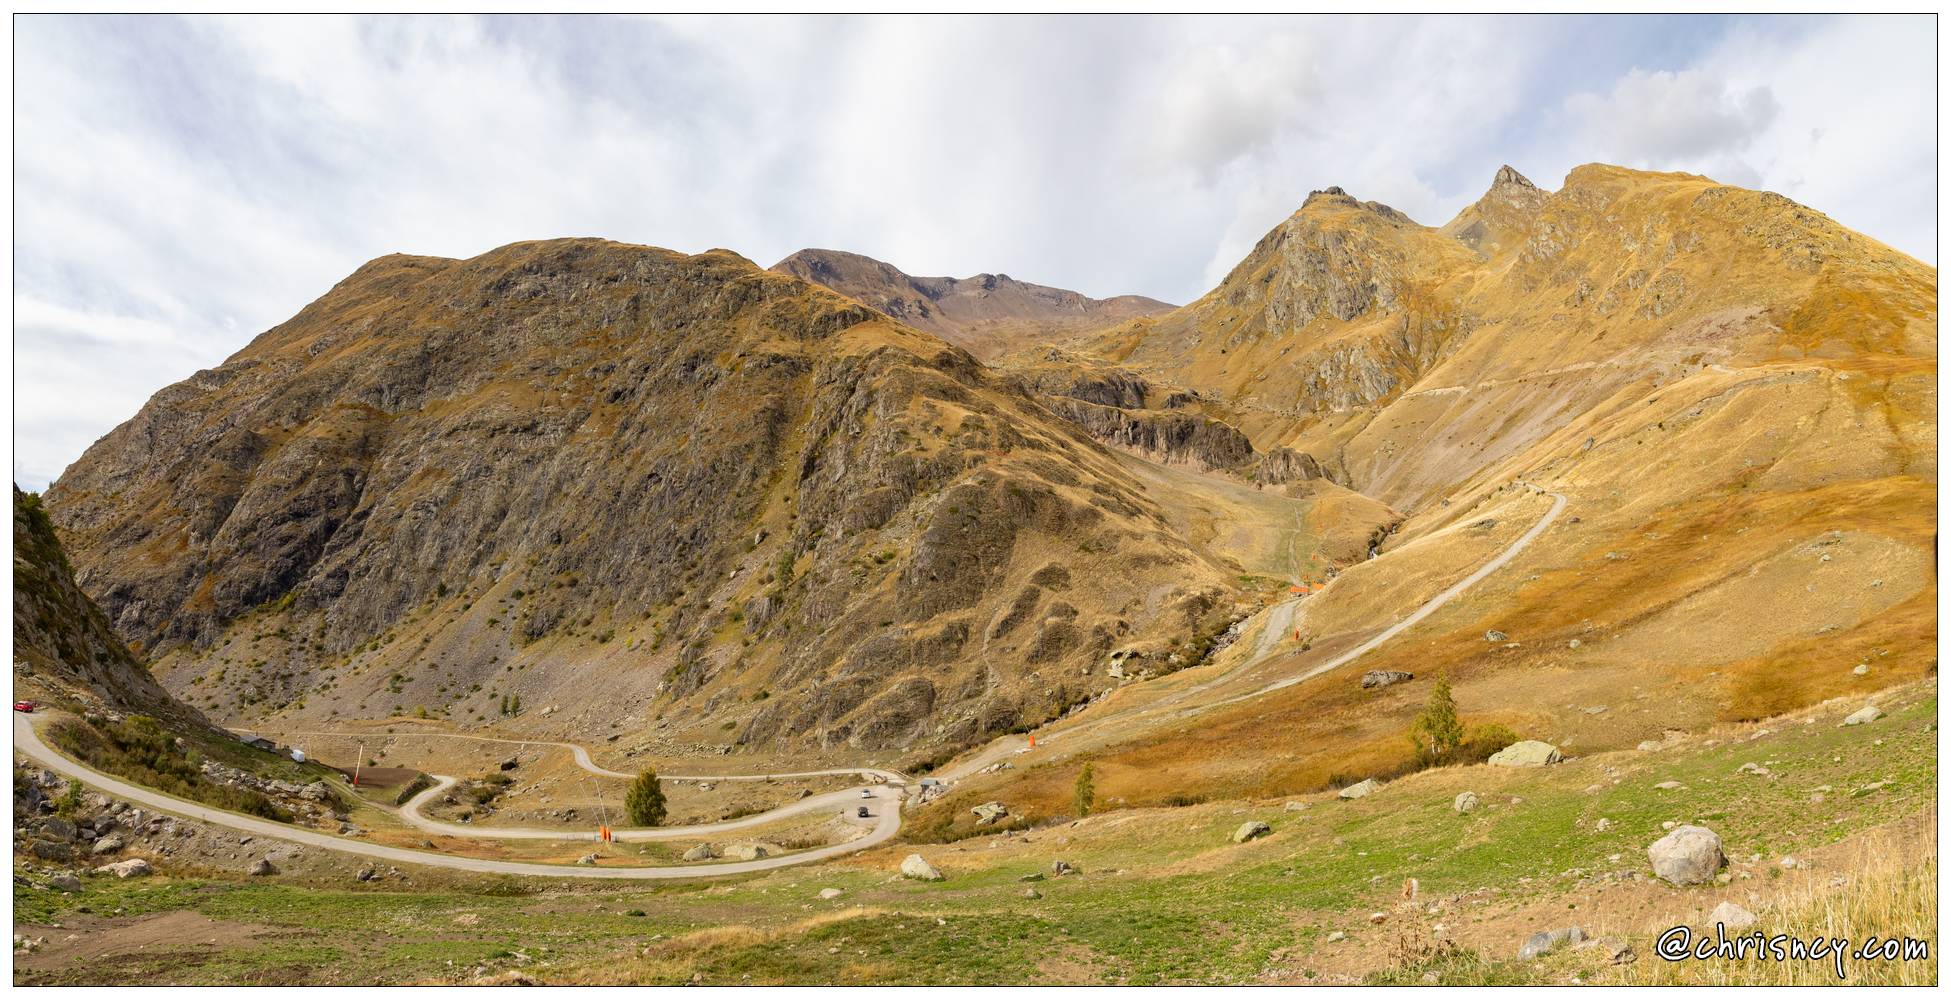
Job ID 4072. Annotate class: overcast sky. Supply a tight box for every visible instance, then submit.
[13,13,1936,490]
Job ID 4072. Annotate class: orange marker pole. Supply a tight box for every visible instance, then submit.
[1028,734,1035,749]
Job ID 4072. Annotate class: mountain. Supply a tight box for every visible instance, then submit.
[14,486,200,721]
[772,248,1173,360]
[959,163,1936,806]
[44,240,1240,756]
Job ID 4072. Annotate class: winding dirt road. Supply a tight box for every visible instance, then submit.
[13,487,1565,879]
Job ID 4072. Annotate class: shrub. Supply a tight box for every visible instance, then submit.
[1073,764,1096,818]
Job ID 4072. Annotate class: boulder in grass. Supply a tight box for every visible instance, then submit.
[901,854,945,881]
[1338,778,1380,800]
[1648,825,1725,885]
[1488,740,1562,767]
[1708,900,1756,930]
[1232,821,1271,844]
[95,858,151,879]
[1841,705,1885,727]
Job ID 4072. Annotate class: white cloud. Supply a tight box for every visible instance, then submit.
[10,14,1936,490]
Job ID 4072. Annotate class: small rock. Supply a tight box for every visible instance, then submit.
[1595,818,1613,833]
[249,858,275,876]
[900,854,945,881]
[682,844,715,862]
[1338,778,1381,800]
[1453,791,1479,813]
[1519,926,1585,960]
[1232,820,1271,844]
[1484,630,1508,642]
[358,865,380,880]
[1325,930,1346,943]
[1022,888,1042,899]
[1051,860,1077,876]
[1367,912,1387,925]
[94,858,151,879]
[818,888,843,900]
[1852,664,1869,676]
[1841,705,1885,727]
[47,873,81,893]
[1654,781,1683,790]
[971,802,1010,825]
[89,835,125,856]
[1360,670,1413,690]
[1708,900,1757,930]
[1637,740,1662,752]
[1018,872,1046,882]
[1283,801,1307,812]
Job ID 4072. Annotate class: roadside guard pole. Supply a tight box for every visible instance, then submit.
[352,743,364,788]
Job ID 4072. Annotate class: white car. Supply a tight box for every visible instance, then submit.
[858,788,873,798]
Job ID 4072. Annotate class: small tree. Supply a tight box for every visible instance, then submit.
[1409,675,1465,766]
[625,769,667,827]
[509,693,521,716]
[1073,764,1096,817]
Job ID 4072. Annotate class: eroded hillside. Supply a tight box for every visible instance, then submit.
[46,241,1243,757]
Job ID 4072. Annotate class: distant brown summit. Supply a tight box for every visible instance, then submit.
[773,248,1172,359]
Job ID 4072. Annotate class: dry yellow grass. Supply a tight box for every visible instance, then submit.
[1621,825,1937,986]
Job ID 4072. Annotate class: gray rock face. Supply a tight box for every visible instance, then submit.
[900,854,945,881]
[1338,778,1381,800]
[1842,705,1885,726]
[1708,900,1757,930]
[1453,791,1479,813]
[1360,670,1413,690]
[89,835,125,856]
[1648,825,1726,885]
[1488,740,1562,767]
[1232,820,1271,844]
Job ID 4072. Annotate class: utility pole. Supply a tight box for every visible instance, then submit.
[352,742,365,788]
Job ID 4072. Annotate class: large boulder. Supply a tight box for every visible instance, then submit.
[1648,825,1726,885]
[1232,820,1271,844]
[682,844,716,862]
[1338,778,1380,800]
[90,835,126,856]
[1488,740,1562,767]
[95,858,151,879]
[1453,791,1480,814]
[900,854,945,881]
[971,802,1010,825]
[1361,670,1413,690]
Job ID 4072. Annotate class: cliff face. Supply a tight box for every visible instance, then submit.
[773,248,1173,360]
[14,487,200,721]
[46,240,1236,753]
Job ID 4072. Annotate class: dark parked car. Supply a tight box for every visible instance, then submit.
[856,806,871,818]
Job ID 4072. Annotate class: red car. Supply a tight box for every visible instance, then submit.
[13,701,35,713]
